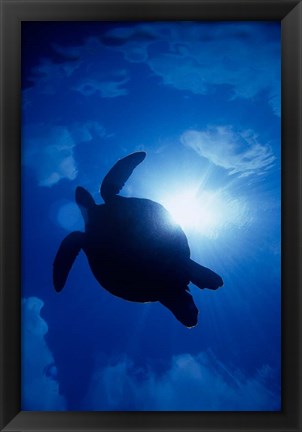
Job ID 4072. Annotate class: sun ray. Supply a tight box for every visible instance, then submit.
[159,185,250,239]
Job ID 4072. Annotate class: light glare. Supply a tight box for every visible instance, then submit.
[160,188,249,238]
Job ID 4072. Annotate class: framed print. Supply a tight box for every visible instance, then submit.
[0,0,301,431]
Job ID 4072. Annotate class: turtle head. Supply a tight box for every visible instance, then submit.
[75,186,96,223]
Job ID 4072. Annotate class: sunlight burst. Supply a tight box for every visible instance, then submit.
[160,187,249,238]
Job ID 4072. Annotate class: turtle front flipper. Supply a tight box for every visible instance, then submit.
[189,259,223,290]
[53,231,84,292]
[100,151,146,202]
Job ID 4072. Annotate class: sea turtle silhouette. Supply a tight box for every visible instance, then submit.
[53,152,223,327]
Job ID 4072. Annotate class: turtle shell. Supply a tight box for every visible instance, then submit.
[82,196,191,302]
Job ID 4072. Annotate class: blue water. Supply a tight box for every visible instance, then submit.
[21,21,281,411]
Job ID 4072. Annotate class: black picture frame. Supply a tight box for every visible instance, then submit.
[0,0,301,431]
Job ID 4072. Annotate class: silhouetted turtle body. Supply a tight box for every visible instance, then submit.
[53,152,223,328]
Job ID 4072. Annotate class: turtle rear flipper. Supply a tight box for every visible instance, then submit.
[100,152,146,202]
[189,259,223,290]
[53,231,84,292]
[160,288,198,328]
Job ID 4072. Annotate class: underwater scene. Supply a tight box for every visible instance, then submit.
[21,21,281,411]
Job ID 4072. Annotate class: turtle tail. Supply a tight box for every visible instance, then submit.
[100,152,146,202]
